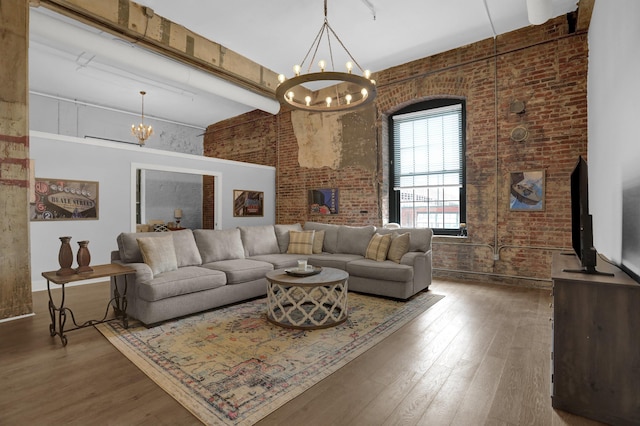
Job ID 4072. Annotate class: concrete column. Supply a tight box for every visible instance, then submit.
[0,0,33,319]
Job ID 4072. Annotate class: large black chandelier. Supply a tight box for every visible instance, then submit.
[275,0,377,113]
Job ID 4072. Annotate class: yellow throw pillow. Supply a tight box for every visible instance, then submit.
[312,230,325,254]
[287,230,315,255]
[365,233,392,262]
[387,232,410,263]
[136,234,178,276]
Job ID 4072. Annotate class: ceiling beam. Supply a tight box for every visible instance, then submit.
[35,0,280,100]
[576,0,595,32]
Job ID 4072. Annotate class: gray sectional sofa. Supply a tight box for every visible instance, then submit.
[111,222,432,325]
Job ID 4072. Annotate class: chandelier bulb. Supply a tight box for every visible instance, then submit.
[287,91,295,101]
[293,65,301,76]
[305,96,312,106]
[319,60,326,72]
[364,70,371,79]
[278,74,286,84]
[325,97,332,107]
[345,94,352,104]
[361,88,368,98]
[346,62,353,73]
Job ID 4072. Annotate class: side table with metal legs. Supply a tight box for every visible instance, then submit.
[42,263,135,346]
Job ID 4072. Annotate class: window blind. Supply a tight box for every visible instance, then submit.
[392,103,462,190]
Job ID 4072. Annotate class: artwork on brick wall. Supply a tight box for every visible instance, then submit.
[509,170,545,211]
[309,188,339,215]
[30,178,99,220]
[233,190,264,217]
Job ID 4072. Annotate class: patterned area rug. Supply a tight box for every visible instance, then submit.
[96,291,444,425]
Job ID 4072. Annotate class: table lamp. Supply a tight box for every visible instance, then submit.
[174,209,183,227]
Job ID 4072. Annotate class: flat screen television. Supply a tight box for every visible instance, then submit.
[621,178,640,283]
[563,156,612,276]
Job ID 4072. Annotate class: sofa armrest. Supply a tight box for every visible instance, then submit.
[400,251,427,266]
[110,260,152,320]
[112,260,153,283]
[401,250,432,292]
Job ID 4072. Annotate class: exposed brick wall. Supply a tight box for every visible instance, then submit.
[202,175,215,229]
[204,110,277,167]
[204,16,588,287]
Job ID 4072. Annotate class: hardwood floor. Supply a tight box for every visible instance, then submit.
[0,279,605,425]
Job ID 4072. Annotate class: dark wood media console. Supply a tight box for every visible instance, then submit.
[551,252,640,425]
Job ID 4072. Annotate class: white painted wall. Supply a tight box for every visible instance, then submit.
[588,0,640,273]
[30,93,207,229]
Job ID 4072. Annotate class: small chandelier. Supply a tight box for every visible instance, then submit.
[275,0,376,113]
[131,91,153,146]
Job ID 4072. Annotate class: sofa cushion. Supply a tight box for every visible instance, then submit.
[137,266,227,302]
[170,229,203,267]
[387,232,410,263]
[202,259,273,284]
[193,229,245,263]
[303,222,339,253]
[239,225,280,257]
[117,231,158,263]
[365,233,392,262]
[248,253,303,270]
[307,253,363,270]
[117,230,200,267]
[136,235,178,276]
[287,230,315,255]
[274,223,303,253]
[337,225,376,256]
[313,230,325,254]
[346,259,414,282]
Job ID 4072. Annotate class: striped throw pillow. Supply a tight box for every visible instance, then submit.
[287,230,315,255]
[365,233,392,262]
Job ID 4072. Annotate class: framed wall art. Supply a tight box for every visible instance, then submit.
[30,178,99,221]
[309,188,339,215]
[233,190,264,217]
[509,170,545,211]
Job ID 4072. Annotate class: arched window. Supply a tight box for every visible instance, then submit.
[389,98,466,235]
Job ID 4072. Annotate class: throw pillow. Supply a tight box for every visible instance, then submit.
[287,230,315,255]
[153,224,169,232]
[312,230,325,254]
[136,234,178,276]
[365,233,393,262]
[387,232,411,263]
